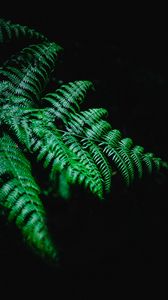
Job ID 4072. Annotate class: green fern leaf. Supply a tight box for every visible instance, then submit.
[0,42,62,106]
[0,134,58,260]
[0,18,47,43]
[0,18,167,266]
[27,81,168,194]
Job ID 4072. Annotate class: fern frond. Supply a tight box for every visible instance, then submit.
[0,134,58,260]
[21,79,167,196]
[0,15,167,266]
[0,42,62,107]
[0,18,47,43]
[64,105,132,185]
[56,82,167,187]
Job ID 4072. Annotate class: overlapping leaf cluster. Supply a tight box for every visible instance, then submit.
[0,19,167,261]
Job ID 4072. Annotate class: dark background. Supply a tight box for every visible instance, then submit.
[0,4,167,297]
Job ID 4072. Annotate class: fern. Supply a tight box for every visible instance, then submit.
[0,18,47,43]
[41,80,93,122]
[13,80,167,198]
[0,42,62,106]
[0,41,62,144]
[0,19,167,263]
[0,134,58,260]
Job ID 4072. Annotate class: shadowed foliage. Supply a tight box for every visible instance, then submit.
[0,18,167,262]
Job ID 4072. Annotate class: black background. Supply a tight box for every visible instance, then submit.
[0,3,167,297]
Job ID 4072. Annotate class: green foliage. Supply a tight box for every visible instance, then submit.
[0,18,47,43]
[0,134,57,260]
[0,41,62,106]
[0,18,167,262]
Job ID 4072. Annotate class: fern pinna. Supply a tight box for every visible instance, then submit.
[0,18,167,263]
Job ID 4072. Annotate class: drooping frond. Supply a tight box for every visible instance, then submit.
[0,134,58,260]
[13,80,167,201]
[62,105,133,186]
[101,130,168,185]
[0,42,62,108]
[49,81,167,189]
[0,18,47,43]
[0,13,167,265]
